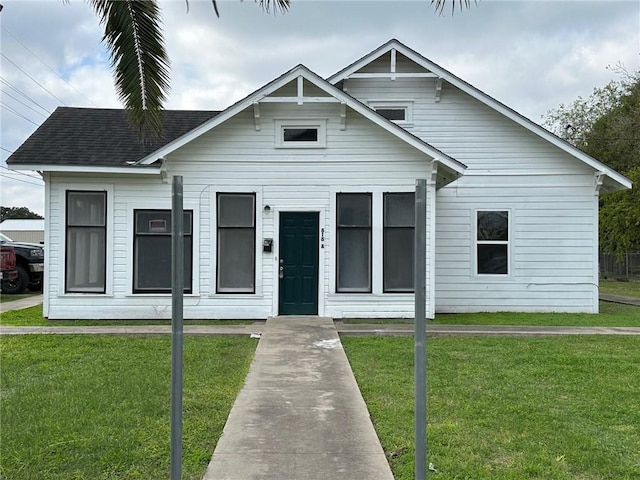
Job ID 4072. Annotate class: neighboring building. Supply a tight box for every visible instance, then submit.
[7,40,631,320]
[0,219,45,244]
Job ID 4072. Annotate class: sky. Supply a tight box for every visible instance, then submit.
[1,0,639,217]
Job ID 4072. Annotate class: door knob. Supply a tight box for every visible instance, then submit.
[279,266,284,279]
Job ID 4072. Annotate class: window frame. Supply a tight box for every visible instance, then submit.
[383,192,415,293]
[336,192,372,293]
[216,193,257,294]
[275,119,327,148]
[65,190,107,294]
[132,209,193,294]
[369,100,414,126]
[475,209,510,276]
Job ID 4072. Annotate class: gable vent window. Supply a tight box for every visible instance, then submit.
[283,128,318,142]
[476,210,509,275]
[369,101,413,125]
[276,120,326,148]
[376,108,406,122]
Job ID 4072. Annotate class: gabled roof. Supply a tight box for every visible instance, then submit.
[7,107,218,169]
[329,39,632,193]
[133,64,466,186]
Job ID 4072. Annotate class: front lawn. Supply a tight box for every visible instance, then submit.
[0,305,253,326]
[0,335,256,479]
[343,336,640,480]
[432,301,640,327]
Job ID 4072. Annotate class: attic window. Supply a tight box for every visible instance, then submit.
[284,128,317,142]
[369,101,413,125]
[276,119,326,148]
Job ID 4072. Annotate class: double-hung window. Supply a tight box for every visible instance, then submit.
[217,193,256,293]
[133,210,193,293]
[65,191,106,293]
[476,210,509,275]
[336,193,371,292]
[383,193,415,292]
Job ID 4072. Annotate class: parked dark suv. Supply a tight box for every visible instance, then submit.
[0,233,44,294]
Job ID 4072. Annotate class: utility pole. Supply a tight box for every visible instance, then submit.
[414,178,427,480]
[170,176,184,480]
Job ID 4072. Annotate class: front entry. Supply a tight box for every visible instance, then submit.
[278,212,319,315]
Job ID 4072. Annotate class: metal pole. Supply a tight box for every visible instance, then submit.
[170,175,184,480]
[414,178,427,480]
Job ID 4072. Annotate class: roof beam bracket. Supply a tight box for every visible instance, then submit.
[253,102,261,131]
[435,77,443,103]
[340,102,347,131]
[297,76,304,105]
[594,171,604,194]
[390,48,397,81]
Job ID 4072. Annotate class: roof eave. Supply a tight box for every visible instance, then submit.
[136,64,467,177]
[10,164,161,175]
[329,40,630,192]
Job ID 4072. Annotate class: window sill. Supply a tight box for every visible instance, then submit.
[124,293,200,297]
[329,292,414,300]
[58,293,113,298]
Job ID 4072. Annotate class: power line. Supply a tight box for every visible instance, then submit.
[2,27,97,107]
[1,52,66,105]
[0,77,52,115]
[0,146,14,154]
[0,102,40,126]
[1,88,47,118]
[0,172,44,187]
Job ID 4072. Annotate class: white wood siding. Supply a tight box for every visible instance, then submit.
[346,77,600,313]
[44,104,435,319]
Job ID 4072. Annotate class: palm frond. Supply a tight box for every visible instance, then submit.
[89,0,170,141]
[207,0,289,16]
[257,0,290,14]
[431,0,477,15]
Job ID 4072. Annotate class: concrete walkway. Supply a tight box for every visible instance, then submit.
[202,316,394,480]
[0,294,43,313]
[599,293,640,306]
[2,323,640,337]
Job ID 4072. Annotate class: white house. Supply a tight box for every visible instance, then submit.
[7,40,631,320]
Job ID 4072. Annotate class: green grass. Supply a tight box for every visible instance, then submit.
[0,305,256,326]
[0,292,41,303]
[599,279,640,298]
[343,302,640,327]
[432,301,640,327]
[0,335,256,479]
[343,336,640,480]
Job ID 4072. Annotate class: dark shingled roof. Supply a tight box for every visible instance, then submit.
[7,107,220,167]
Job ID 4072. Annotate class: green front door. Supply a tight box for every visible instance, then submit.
[278,212,319,315]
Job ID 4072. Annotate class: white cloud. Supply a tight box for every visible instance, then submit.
[1,0,638,216]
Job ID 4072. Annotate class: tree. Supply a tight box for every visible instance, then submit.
[544,70,640,260]
[85,0,290,141]
[83,0,474,140]
[582,74,640,175]
[599,167,640,260]
[544,68,640,174]
[1,206,44,222]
